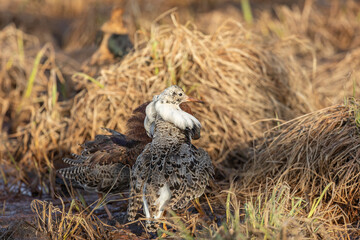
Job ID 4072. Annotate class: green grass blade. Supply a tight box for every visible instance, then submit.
[289,197,305,216]
[76,190,87,209]
[73,72,104,89]
[308,182,332,218]
[241,0,253,24]
[6,57,13,70]
[353,77,356,98]
[6,149,20,172]
[226,190,232,225]
[24,47,47,98]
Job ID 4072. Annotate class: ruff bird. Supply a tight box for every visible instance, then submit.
[127,86,214,231]
[57,101,194,219]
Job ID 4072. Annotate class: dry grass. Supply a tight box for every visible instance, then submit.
[257,0,360,105]
[0,25,72,196]
[31,198,114,240]
[212,183,342,239]
[257,0,360,54]
[314,49,360,106]
[135,182,348,239]
[238,100,360,235]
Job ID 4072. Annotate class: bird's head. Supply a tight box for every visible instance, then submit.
[144,85,203,138]
[156,85,203,106]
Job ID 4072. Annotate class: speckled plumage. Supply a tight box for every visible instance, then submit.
[58,128,140,194]
[127,86,214,232]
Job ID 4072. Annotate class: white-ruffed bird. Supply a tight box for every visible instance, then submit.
[127,85,214,232]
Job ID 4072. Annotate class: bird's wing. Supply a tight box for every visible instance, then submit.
[57,129,145,193]
[80,128,141,166]
[167,144,213,210]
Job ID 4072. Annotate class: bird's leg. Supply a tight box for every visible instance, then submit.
[98,193,113,220]
[160,210,168,238]
[193,198,205,216]
[104,204,113,220]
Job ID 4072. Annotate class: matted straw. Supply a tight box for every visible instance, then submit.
[314,48,360,106]
[257,1,360,56]
[256,1,360,106]
[240,100,360,224]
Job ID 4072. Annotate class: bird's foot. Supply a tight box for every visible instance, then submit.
[193,198,205,216]
[160,222,168,238]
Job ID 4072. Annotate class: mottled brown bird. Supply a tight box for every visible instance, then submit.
[57,101,194,219]
[127,86,214,231]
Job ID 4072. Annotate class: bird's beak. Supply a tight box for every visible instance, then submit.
[185,96,204,104]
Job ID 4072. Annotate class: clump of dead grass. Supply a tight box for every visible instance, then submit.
[0,25,71,196]
[258,1,360,56]
[160,183,346,239]
[313,49,360,106]
[257,0,360,106]
[31,198,114,240]
[67,15,319,171]
[238,99,360,234]
[212,183,343,240]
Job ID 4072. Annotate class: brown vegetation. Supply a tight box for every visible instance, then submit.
[240,101,360,227]
[1,0,360,239]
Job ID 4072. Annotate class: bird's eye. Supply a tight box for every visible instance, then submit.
[179,93,183,96]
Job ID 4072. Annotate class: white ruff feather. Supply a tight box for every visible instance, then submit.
[154,183,171,219]
[144,101,157,137]
[142,183,151,218]
[155,102,201,131]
